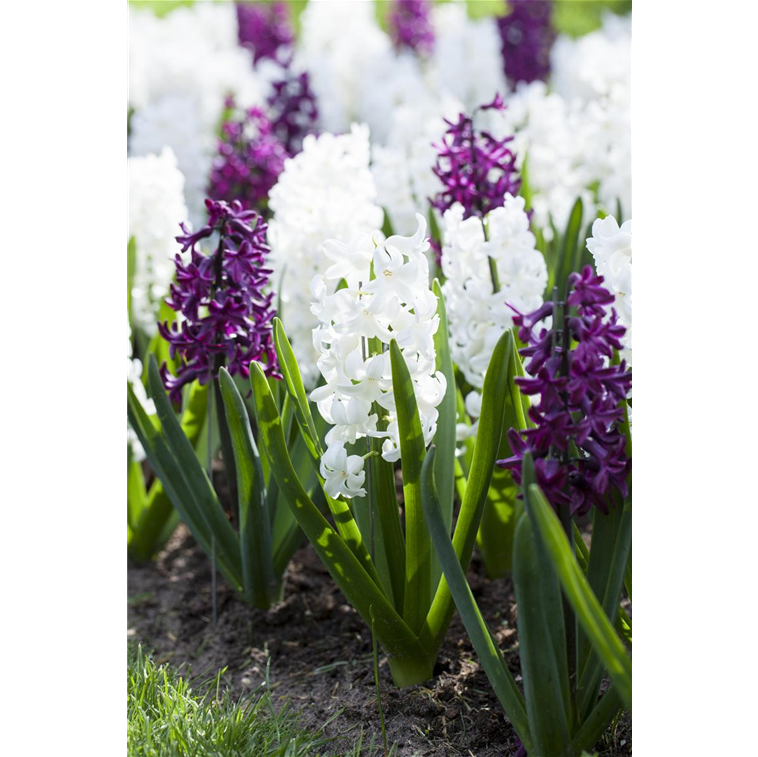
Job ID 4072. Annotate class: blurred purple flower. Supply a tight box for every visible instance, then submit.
[208,100,288,215]
[496,0,556,86]
[159,199,280,407]
[267,69,319,155]
[388,0,435,56]
[498,266,631,515]
[431,96,520,220]
[236,1,294,66]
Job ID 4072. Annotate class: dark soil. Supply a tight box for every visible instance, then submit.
[128,525,631,756]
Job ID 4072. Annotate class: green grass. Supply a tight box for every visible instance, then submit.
[127,646,397,757]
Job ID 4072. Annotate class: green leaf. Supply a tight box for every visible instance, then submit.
[431,279,456,538]
[420,329,513,654]
[249,362,431,681]
[127,457,147,532]
[273,318,321,460]
[146,356,241,584]
[571,686,623,755]
[526,484,632,710]
[421,447,532,752]
[557,196,584,293]
[513,512,572,756]
[127,236,136,323]
[219,369,277,608]
[127,383,243,591]
[390,339,432,632]
[578,501,632,718]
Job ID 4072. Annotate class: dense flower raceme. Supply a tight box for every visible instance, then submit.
[128,319,155,462]
[310,215,446,498]
[235,1,294,67]
[432,95,521,221]
[267,125,384,387]
[267,67,319,155]
[498,266,632,516]
[388,0,435,56]
[208,99,288,215]
[159,199,279,407]
[496,0,556,86]
[128,148,189,335]
[587,215,632,363]
[441,195,547,439]
[128,3,264,228]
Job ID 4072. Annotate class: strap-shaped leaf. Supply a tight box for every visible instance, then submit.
[421,447,532,752]
[527,484,632,710]
[219,369,277,607]
[390,339,431,632]
[571,686,622,755]
[578,501,632,719]
[431,279,456,535]
[146,356,241,579]
[127,383,243,590]
[513,511,572,756]
[249,362,430,676]
[557,196,584,292]
[419,328,513,654]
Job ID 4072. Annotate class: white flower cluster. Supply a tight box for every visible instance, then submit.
[587,215,632,363]
[551,14,632,218]
[127,319,155,463]
[128,147,188,335]
[128,3,263,227]
[295,0,390,135]
[310,215,446,499]
[441,195,547,439]
[431,2,507,114]
[267,124,384,387]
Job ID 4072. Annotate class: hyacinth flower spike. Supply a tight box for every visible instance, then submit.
[422,268,631,756]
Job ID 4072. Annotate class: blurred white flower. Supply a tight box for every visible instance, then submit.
[267,124,384,386]
[310,215,446,494]
[128,3,263,228]
[128,147,188,335]
[587,215,632,362]
[431,2,508,113]
[441,194,546,400]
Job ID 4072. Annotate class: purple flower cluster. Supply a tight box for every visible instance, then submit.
[499,266,632,516]
[159,199,280,407]
[208,100,288,215]
[496,0,556,86]
[388,0,435,56]
[236,1,294,67]
[267,69,319,155]
[431,94,521,220]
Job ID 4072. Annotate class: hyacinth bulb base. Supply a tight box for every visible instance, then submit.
[387,653,435,688]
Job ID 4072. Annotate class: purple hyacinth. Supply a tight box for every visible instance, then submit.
[208,99,288,215]
[159,199,280,407]
[498,266,631,516]
[236,1,294,67]
[497,0,556,86]
[267,68,319,155]
[388,0,435,56]
[431,94,521,220]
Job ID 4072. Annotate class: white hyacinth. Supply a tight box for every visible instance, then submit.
[587,215,632,363]
[127,319,155,463]
[441,195,547,439]
[267,124,384,387]
[431,2,507,114]
[309,215,447,498]
[128,147,188,335]
[128,3,263,228]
